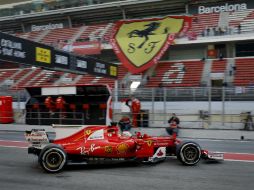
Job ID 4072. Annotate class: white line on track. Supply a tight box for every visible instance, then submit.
[0,145,27,149]
[0,139,25,143]
[224,159,254,163]
[222,152,254,155]
[184,138,253,143]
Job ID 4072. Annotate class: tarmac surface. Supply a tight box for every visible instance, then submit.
[1,145,253,190]
[0,123,254,141]
[1,124,254,190]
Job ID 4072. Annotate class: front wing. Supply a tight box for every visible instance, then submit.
[202,150,224,161]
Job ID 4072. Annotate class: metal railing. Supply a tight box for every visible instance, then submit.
[1,86,254,129]
[1,87,254,102]
[1,109,252,130]
[25,111,86,125]
[112,112,254,130]
[113,87,254,102]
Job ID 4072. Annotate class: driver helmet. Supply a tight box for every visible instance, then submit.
[122,131,132,137]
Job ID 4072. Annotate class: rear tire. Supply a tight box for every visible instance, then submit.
[39,145,67,173]
[177,141,201,166]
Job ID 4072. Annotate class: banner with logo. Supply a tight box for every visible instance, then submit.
[0,31,53,67]
[188,1,251,15]
[0,31,117,78]
[54,50,70,69]
[111,16,192,74]
[62,41,101,55]
[24,20,69,32]
[73,56,118,78]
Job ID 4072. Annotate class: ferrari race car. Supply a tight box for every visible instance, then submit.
[25,123,223,173]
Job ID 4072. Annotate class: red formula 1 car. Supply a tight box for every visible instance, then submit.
[25,123,223,173]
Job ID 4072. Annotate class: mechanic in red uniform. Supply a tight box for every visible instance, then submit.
[56,96,66,118]
[126,96,141,127]
[44,96,55,116]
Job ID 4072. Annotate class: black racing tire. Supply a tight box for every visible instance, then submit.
[176,141,201,166]
[38,144,67,173]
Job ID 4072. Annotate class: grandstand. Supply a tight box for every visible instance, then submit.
[144,60,204,87]
[1,0,254,128]
[0,0,254,89]
[234,58,254,86]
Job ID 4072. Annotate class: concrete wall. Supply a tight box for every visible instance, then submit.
[168,44,206,60]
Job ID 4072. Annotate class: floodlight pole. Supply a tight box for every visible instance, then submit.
[119,6,126,20]
[114,80,118,102]
[222,86,225,126]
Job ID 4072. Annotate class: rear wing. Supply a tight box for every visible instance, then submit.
[24,129,49,149]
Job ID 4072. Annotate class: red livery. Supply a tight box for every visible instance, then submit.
[25,123,223,173]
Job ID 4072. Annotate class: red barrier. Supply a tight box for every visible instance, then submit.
[0,96,14,124]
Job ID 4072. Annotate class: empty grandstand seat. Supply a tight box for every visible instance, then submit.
[40,27,80,45]
[234,58,254,86]
[75,74,96,85]
[0,69,19,84]
[191,13,220,36]
[211,60,227,73]
[78,23,114,43]
[16,31,42,41]
[145,60,204,88]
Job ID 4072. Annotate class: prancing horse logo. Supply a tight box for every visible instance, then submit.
[111,16,192,74]
[128,22,163,48]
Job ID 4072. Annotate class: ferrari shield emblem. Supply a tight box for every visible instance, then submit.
[146,140,153,147]
[111,16,192,74]
[85,130,92,136]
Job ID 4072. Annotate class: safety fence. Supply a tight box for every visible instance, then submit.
[1,110,253,130]
[112,112,254,130]
[1,86,254,103]
[1,110,104,125]
[113,87,254,102]
[25,111,86,125]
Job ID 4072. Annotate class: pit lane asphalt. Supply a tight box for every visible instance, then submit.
[1,131,254,190]
[1,146,254,190]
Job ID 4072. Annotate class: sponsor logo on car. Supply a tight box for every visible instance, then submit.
[117,143,129,154]
[105,146,113,154]
[146,140,153,147]
[85,130,92,136]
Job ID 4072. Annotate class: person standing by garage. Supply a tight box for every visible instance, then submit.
[166,113,180,137]
[125,96,141,127]
[56,96,67,118]
[44,96,55,117]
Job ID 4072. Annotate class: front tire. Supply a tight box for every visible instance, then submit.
[177,141,201,166]
[39,145,67,173]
